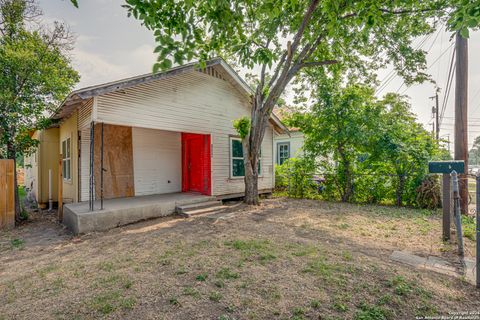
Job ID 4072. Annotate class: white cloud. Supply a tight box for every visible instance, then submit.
[72,49,130,88]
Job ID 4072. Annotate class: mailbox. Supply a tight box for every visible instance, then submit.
[428,161,465,174]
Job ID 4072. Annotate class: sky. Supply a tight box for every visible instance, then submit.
[39,0,480,150]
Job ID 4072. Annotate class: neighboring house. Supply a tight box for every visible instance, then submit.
[26,58,287,233]
[274,130,305,165]
[24,128,60,208]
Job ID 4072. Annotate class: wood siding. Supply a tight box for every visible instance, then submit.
[0,160,15,230]
[78,99,92,202]
[132,127,182,196]
[94,124,135,199]
[96,70,274,196]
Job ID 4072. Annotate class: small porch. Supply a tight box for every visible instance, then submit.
[63,192,215,234]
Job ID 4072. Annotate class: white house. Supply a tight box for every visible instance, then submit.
[27,58,287,233]
[274,130,305,165]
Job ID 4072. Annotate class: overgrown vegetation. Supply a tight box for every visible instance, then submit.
[279,75,449,208]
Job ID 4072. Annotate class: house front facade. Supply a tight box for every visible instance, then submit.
[28,59,286,221]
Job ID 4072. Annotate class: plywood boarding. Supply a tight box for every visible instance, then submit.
[94,123,135,199]
[0,160,15,229]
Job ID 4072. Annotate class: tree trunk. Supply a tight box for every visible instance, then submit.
[396,174,406,207]
[243,134,260,205]
[7,141,21,223]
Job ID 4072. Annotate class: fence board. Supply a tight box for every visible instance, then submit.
[0,159,15,230]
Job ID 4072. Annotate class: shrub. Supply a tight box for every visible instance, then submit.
[415,175,441,209]
[275,158,317,198]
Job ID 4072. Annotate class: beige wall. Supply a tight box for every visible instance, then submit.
[39,128,60,204]
[24,129,60,205]
[24,131,39,198]
[59,111,78,203]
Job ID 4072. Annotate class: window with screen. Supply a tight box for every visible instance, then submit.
[62,138,71,181]
[277,142,290,165]
[230,137,261,177]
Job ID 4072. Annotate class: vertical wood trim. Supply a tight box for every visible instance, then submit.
[0,161,6,229]
[0,160,15,229]
[58,155,63,222]
[92,96,98,122]
[6,160,14,228]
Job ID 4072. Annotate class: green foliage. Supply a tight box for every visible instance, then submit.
[233,116,251,139]
[469,136,480,166]
[275,158,317,198]
[0,1,79,159]
[447,1,480,37]
[290,75,446,207]
[462,215,475,241]
[0,0,79,218]
[124,0,470,204]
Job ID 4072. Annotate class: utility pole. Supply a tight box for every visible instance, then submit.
[454,31,469,215]
[430,88,440,142]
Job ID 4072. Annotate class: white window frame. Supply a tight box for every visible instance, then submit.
[277,142,290,165]
[62,137,71,182]
[229,137,262,179]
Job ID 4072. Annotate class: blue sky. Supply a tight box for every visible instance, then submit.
[40,0,480,149]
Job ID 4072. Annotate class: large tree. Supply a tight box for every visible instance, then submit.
[469,136,480,166]
[0,0,79,221]
[124,0,458,204]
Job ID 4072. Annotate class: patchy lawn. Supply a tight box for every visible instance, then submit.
[0,198,478,320]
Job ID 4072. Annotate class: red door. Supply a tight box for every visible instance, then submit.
[182,133,211,195]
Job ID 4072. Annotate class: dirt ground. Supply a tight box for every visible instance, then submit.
[0,198,478,320]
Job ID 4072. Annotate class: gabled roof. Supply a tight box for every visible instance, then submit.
[52,58,288,133]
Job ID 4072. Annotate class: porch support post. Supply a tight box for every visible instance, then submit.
[100,122,104,210]
[89,121,95,211]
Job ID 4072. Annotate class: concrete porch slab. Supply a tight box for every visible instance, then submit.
[63,192,215,234]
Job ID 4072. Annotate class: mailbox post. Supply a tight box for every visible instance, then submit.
[428,161,465,241]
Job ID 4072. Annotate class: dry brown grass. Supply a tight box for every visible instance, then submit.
[0,198,478,320]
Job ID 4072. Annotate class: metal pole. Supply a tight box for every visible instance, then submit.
[435,90,440,141]
[452,170,464,256]
[89,121,95,212]
[442,174,451,241]
[100,122,104,210]
[476,172,480,288]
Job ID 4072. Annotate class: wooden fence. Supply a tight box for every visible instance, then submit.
[0,159,15,230]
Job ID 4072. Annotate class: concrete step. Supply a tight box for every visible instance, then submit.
[176,200,223,216]
[179,205,228,218]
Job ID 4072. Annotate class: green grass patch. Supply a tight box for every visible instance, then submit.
[224,239,277,264]
[302,256,333,278]
[196,273,208,281]
[216,267,240,280]
[388,276,412,296]
[462,215,475,241]
[209,291,223,302]
[10,238,24,249]
[354,302,390,320]
[89,290,136,315]
[182,287,201,298]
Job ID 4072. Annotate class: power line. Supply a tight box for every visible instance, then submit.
[375,29,440,95]
[439,46,456,125]
[398,42,455,94]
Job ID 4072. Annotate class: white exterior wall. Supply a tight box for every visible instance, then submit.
[95,70,274,196]
[274,131,305,164]
[78,99,92,202]
[132,127,182,196]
